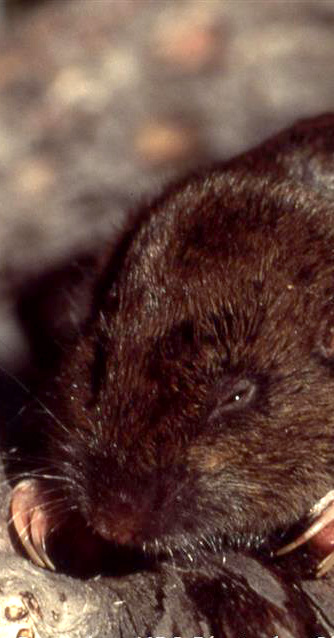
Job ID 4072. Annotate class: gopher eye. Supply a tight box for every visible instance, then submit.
[209,378,256,422]
[225,379,256,409]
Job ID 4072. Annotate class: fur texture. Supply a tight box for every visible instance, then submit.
[11,114,334,569]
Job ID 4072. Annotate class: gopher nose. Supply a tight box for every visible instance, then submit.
[93,496,150,545]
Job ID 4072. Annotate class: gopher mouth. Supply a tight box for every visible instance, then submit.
[9,478,173,573]
[12,478,334,578]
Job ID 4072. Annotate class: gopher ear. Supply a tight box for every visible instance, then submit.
[316,307,334,361]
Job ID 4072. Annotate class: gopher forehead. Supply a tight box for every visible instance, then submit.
[107,168,333,352]
[110,251,311,375]
[116,225,302,322]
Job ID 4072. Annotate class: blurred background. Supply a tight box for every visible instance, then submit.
[0,0,333,367]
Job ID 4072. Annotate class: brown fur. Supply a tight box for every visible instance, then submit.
[15,114,334,561]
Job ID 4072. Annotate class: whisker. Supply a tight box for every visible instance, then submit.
[5,468,76,488]
[9,495,69,526]
[0,361,72,436]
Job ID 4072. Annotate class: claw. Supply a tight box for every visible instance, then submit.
[317,550,334,577]
[276,490,334,576]
[276,506,334,555]
[30,506,56,570]
[10,479,55,571]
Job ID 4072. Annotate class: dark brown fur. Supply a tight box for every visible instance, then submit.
[13,114,334,564]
